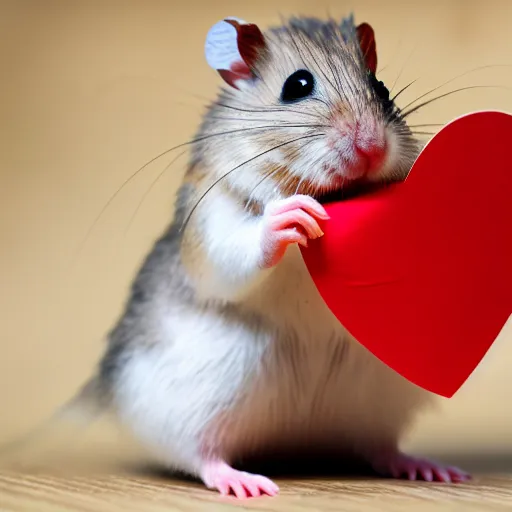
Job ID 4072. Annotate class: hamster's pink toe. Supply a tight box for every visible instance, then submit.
[371,451,471,483]
[201,461,279,499]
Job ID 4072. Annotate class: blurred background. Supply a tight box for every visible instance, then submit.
[1,0,511,471]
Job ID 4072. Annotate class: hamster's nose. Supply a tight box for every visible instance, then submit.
[354,119,388,174]
[354,139,387,174]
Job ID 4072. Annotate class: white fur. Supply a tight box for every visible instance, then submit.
[114,191,431,478]
[194,190,275,301]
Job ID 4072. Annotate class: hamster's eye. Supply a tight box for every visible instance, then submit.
[280,69,315,103]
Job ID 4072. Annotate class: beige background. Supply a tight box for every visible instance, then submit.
[1,0,511,466]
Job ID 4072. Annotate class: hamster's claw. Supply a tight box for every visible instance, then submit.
[260,194,329,268]
[371,451,471,483]
[201,460,279,499]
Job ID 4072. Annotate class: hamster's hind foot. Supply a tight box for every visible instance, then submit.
[200,460,279,499]
[370,450,471,483]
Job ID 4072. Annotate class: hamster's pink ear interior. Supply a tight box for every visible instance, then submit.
[205,17,266,88]
[356,23,377,74]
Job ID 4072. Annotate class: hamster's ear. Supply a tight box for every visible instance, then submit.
[205,17,266,88]
[356,23,377,74]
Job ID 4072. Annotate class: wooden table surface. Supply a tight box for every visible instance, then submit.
[1,469,511,512]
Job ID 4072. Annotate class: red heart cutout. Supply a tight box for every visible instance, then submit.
[301,111,512,398]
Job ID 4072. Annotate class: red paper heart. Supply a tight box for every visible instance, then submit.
[301,111,512,398]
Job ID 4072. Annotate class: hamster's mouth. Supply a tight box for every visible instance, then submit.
[313,160,402,205]
[314,180,390,205]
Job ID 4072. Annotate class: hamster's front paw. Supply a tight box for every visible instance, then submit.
[259,195,329,268]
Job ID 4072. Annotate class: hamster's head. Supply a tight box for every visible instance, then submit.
[202,15,421,204]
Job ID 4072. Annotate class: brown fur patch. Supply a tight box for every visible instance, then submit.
[253,134,314,198]
[266,164,304,197]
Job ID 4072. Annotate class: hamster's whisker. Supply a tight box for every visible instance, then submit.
[122,150,188,239]
[390,79,418,104]
[215,101,322,120]
[401,85,510,119]
[208,116,329,129]
[218,93,331,124]
[392,124,432,135]
[389,42,420,95]
[181,133,324,233]
[70,149,189,267]
[72,126,323,265]
[407,123,443,128]
[399,64,512,114]
[244,168,277,211]
[199,124,327,139]
[281,139,327,197]
[246,137,324,205]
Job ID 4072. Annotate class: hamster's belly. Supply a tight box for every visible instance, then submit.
[112,247,429,470]
[211,246,428,462]
[216,328,424,464]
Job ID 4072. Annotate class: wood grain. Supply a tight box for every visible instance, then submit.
[0,470,511,512]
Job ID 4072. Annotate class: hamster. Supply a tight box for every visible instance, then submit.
[17,14,472,498]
